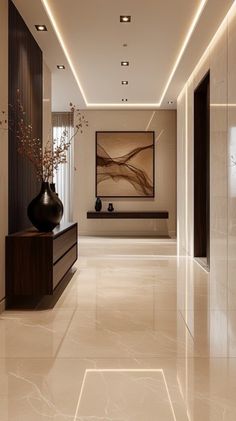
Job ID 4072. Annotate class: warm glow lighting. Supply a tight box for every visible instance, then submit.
[35,24,47,31]
[57,64,65,69]
[121,61,129,66]
[41,0,234,108]
[210,103,236,107]
[122,80,128,85]
[145,111,156,131]
[73,369,177,421]
[178,1,236,103]
[159,0,207,105]
[41,0,88,104]
[120,15,131,23]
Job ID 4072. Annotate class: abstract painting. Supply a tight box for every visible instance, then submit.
[96,131,155,197]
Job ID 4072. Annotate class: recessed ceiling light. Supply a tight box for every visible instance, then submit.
[121,61,129,66]
[122,98,128,102]
[57,65,65,69]
[122,81,128,85]
[168,101,174,104]
[120,16,131,23]
[35,24,47,31]
[41,0,209,107]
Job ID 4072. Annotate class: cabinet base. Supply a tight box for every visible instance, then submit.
[6,268,76,310]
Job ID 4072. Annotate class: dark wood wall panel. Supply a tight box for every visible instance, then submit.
[8,0,42,234]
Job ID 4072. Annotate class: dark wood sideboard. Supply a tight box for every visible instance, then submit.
[5,222,78,308]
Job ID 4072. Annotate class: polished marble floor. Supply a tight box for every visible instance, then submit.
[0,237,236,420]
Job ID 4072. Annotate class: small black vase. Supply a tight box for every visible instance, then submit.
[50,182,64,215]
[95,197,102,212]
[50,182,57,195]
[27,181,63,232]
[108,203,114,212]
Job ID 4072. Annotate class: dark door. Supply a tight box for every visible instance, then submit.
[194,72,210,267]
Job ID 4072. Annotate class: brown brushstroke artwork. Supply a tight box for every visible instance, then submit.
[96,131,155,197]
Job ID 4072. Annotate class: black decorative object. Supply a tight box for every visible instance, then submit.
[95,197,102,212]
[107,203,114,212]
[27,181,63,232]
[50,182,64,216]
[50,182,57,194]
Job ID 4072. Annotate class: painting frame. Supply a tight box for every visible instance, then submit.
[95,131,155,198]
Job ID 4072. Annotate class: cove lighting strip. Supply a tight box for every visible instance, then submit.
[73,369,177,421]
[178,1,236,102]
[41,0,207,107]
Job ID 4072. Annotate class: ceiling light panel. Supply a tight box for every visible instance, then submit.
[35,24,47,31]
[120,16,131,23]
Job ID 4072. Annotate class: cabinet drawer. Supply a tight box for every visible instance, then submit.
[53,244,77,290]
[53,225,77,263]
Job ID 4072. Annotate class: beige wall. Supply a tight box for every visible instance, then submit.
[73,110,176,237]
[177,2,236,311]
[0,0,8,311]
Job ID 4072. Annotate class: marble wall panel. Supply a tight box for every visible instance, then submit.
[228,3,236,310]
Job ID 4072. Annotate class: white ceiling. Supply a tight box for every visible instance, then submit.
[13,0,234,110]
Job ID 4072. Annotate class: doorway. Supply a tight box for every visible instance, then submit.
[194,72,210,268]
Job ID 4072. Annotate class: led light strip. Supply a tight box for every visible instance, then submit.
[210,103,236,107]
[178,1,236,102]
[41,0,207,107]
[159,0,207,104]
[73,369,177,421]
[41,0,88,104]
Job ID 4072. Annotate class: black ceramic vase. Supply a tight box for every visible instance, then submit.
[95,197,102,212]
[27,181,63,232]
[108,203,114,212]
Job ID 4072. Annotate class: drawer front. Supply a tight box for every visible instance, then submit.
[53,244,77,289]
[53,225,77,263]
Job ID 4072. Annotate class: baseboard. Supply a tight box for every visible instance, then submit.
[79,231,170,238]
[0,297,6,313]
[79,230,176,237]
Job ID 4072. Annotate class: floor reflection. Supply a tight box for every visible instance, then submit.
[0,237,235,420]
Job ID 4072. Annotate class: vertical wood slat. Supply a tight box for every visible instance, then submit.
[8,0,42,234]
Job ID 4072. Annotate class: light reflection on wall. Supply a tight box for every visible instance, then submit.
[229,127,236,197]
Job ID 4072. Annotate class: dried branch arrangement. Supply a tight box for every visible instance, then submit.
[0,111,7,130]
[0,91,88,182]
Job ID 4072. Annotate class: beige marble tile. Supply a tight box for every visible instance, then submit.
[0,237,236,420]
[1,357,236,421]
[210,20,228,312]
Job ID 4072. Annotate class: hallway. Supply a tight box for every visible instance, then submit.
[0,237,235,420]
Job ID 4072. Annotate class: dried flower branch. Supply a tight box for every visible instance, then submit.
[0,110,8,131]
[1,90,88,182]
